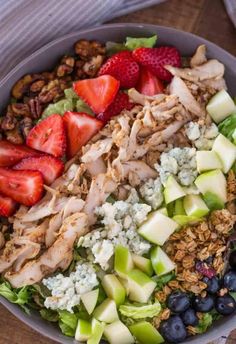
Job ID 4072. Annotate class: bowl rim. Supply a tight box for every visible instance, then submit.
[0,22,236,344]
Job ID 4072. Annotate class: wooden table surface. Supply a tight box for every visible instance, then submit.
[1,0,235,343]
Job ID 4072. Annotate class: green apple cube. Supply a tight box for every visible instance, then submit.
[206,89,235,123]
[127,269,156,303]
[212,134,236,173]
[132,254,153,277]
[196,151,222,172]
[138,212,179,245]
[172,215,201,226]
[164,175,186,204]
[129,321,164,344]
[87,319,105,344]
[156,207,168,216]
[174,198,186,216]
[104,321,134,344]
[81,289,99,315]
[203,191,225,210]
[114,245,133,278]
[195,169,227,203]
[233,128,236,144]
[75,319,92,341]
[93,298,119,323]
[151,246,175,276]
[183,194,209,218]
[102,274,126,306]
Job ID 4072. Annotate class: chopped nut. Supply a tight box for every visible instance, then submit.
[83,55,104,77]
[11,103,30,117]
[1,114,17,130]
[28,98,43,119]
[5,126,24,144]
[56,56,75,78]
[219,288,228,296]
[12,74,34,99]
[30,80,46,93]
[20,117,33,138]
[160,308,171,320]
[75,39,105,60]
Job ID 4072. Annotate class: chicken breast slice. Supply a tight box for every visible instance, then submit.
[5,212,88,288]
[190,45,207,68]
[81,138,113,163]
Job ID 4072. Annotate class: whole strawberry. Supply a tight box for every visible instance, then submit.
[132,46,181,82]
[98,51,140,88]
[97,92,134,123]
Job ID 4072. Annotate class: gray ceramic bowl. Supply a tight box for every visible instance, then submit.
[0,23,236,344]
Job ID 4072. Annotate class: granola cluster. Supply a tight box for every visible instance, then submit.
[0,39,106,144]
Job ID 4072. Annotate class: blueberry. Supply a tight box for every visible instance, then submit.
[181,308,199,326]
[167,291,190,313]
[203,276,220,294]
[229,252,236,270]
[193,295,214,312]
[223,270,236,291]
[159,315,187,343]
[215,294,236,315]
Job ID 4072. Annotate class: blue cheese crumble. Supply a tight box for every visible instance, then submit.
[80,189,151,270]
[155,147,197,186]
[139,178,163,210]
[185,121,218,150]
[43,262,98,312]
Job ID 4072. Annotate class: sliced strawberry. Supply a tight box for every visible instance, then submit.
[98,51,140,88]
[97,92,134,123]
[136,67,164,96]
[0,168,44,206]
[132,46,181,82]
[63,111,104,158]
[13,155,64,185]
[0,194,18,217]
[73,75,120,114]
[26,114,66,157]
[0,140,41,167]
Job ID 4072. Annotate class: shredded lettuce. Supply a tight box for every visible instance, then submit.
[218,113,236,142]
[119,301,161,319]
[40,308,59,322]
[152,272,175,291]
[195,313,213,334]
[106,35,157,55]
[58,310,78,337]
[0,282,32,313]
[203,191,224,211]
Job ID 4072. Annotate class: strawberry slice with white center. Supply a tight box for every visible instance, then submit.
[73,75,120,114]
[26,114,66,157]
[0,168,44,206]
[0,194,18,217]
[63,111,104,158]
[136,67,164,96]
[13,155,64,185]
[0,140,41,167]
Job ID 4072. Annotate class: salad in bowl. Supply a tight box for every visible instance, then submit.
[0,33,236,344]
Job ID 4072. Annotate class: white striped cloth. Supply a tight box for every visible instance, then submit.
[0,0,164,79]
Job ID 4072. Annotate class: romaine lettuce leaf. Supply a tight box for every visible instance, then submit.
[195,313,213,334]
[119,301,161,319]
[40,308,59,322]
[76,99,94,115]
[125,35,157,50]
[58,310,78,337]
[152,272,175,291]
[218,113,236,142]
[0,281,32,313]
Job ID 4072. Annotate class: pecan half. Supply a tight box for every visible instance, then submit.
[1,114,17,130]
[75,40,105,60]
[28,98,43,119]
[20,117,33,138]
[5,125,24,144]
[11,103,31,117]
[30,80,46,93]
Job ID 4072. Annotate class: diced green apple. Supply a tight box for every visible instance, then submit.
[156,207,168,216]
[196,151,222,172]
[172,215,201,226]
[93,298,119,323]
[138,212,179,245]
[87,319,105,344]
[104,321,134,344]
[174,198,186,216]
[212,134,236,173]
[203,191,225,210]
[127,269,156,303]
[129,321,164,344]
[183,194,209,217]
[206,89,235,123]
[81,289,99,315]
[75,319,92,341]
[233,128,236,144]
[164,175,186,204]
[114,245,133,278]
[132,254,153,277]
[195,169,227,203]
[102,274,126,306]
[150,246,175,276]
